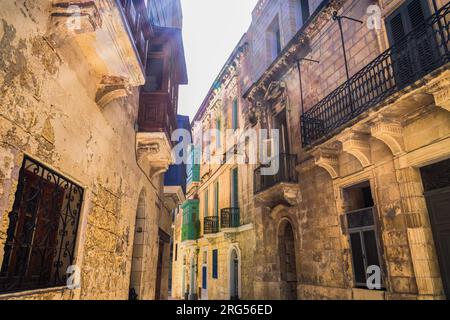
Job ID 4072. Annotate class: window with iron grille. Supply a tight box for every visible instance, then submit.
[0,156,84,294]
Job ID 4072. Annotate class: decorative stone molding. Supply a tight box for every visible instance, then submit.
[224,233,237,243]
[428,70,450,112]
[210,99,222,113]
[312,146,340,179]
[337,129,372,168]
[264,81,286,104]
[269,204,298,221]
[95,76,131,108]
[370,117,405,156]
[136,132,173,179]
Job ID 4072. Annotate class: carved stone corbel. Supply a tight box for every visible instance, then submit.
[136,133,173,179]
[337,129,372,168]
[428,70,450,112]
[370,116,405,156]
[312,146,340,179]
[95,76,131,108]
[223,233,237,242]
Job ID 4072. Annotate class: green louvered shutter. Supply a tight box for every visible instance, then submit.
[231,168,239,208]
[232,99,239,130]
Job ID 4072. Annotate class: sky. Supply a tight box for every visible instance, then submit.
[178,0,259,120]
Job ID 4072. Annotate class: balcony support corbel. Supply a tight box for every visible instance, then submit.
[337,129,372,168]
[370,117,405,156]
[95,76,131,108]
[136,133,173,180]
[428,70,450,113]
[312,146,340,179]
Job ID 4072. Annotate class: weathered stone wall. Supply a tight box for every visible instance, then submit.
[0,0,172,300]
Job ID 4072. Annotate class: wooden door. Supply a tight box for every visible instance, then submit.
[425,187,450,298]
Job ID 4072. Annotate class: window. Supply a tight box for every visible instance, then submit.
[143,58,164,92]
[0,156,84,294]
[231,168,239,208]
[174,244,178,261]
[202,265,207,289]
[298,0,310,26]
[204,189,209,216]
[212,249,218,279]
[344,183,383,289]
[267,17,282,61]
[216,118,221,148]
[214,181,219,217]
[232,98,239,130]
[202,250,207,289]
[385,0,435,88]
[386,0,431,44]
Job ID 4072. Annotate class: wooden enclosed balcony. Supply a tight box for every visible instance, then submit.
[136,26,187,178]
[301,3,450,148]
[136,93,176,178]
[138,93,177,143]
[118,0,153,68]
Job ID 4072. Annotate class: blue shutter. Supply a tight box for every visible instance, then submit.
[202,266,207,289]
[212,249,218,279]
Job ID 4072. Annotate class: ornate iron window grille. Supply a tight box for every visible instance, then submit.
[301,2,450,147]
[220,208,241,228]
[204,216,219,234]
[0,156,84,294]
[253,153,298,194]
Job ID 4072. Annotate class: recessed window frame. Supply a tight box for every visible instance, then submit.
[0,156,85,294]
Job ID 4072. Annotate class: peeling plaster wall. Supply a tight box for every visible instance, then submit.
[0,1,172,300]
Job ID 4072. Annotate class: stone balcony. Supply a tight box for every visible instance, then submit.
[49,0,152,107]
[163,186,186,211]
[253,153,300,206]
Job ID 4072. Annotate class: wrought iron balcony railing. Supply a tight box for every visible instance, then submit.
[220,208,241,228]
[301,2,450,147]
[204,216,220,234]
[254,153,298,194]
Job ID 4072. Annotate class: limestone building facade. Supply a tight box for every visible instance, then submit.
[0,0,187,300]
[172,0,450,300]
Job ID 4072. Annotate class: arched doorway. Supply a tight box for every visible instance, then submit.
[229,248,240,300]
[278,220,298,300]
[129,190,146,300]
